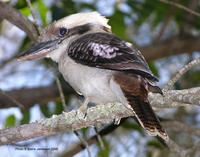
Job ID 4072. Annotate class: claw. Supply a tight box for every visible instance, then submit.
[78,105,88,119]
[76,109,87,120]
[114,118,121,125]
[76,97,90,120]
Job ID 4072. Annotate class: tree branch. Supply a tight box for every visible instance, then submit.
[166,138,188,157]
[0,2,38,41]
[0,103,133,145]
[61,119,200,157]
[1,84,200,109]
[0,84,73,109]
[60,119,126,157]
[149,87,200,108]
[0,2,200,63]
[159,0,200,18]
[0,2,199,156]
[163,121,200,137]
[164,58,200,91]
[141,35,200,61]
[0,86,200,145]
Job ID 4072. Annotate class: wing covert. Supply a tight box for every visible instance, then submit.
[68,32,158,81]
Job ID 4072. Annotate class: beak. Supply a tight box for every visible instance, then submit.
[17,39,60,61]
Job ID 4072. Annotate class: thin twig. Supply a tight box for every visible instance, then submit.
[0,55,16,69]
[163,121,200,137]
[25,0,41,34]
[188,141,200,156]
[164,58,200,91]
[55,77,68,111]
[0,89,25,109]
[181,0,199,33]
[166,137,200,157]
[160,0,200,18]
[166,138,188,157]
[155,14,172,42]
[74,131,92,157]
[60,119,126,157]
[94,127,105,150]
[56,77,92,157]
[155,1,175,42]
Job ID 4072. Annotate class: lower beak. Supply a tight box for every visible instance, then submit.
[17,39,59,61]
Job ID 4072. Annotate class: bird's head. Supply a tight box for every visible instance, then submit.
[18,12,111,62]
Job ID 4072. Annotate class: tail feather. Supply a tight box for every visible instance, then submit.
[114,73,168,141]
[125,93,168,141]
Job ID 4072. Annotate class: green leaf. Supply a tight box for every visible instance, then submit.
[62,0,77,14]
[121,120,143,134]
[147,140,163,149]
[132,0,154,27]
[109,9,127,40]
[40,102,64,118]
[40,105,51,118]
[20,110,30,124]
[152,2,169,28]
[80,128,88,138]
[78,3,95,10]
[5,115,16,128]
[18,36,31,54]
[37,0,48,26]
[51,5,67,20]
[149,61,159,77]
[20,7,31,17]
[97,139,110,157]
[54,102,64,115]
[176,70,200,89]
[15,0,28,9]
[51,0,77,21]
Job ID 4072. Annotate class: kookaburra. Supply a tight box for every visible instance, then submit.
[18,12,168,141]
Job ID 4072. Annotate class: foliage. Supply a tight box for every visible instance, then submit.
[5,114,16,128]
[0,0,200,156]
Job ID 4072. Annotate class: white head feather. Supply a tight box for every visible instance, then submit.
[54,12,111,29]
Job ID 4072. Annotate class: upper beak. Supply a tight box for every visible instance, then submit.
[17,39,60,61]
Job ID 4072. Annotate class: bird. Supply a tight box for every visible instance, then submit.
[18,12,168,141]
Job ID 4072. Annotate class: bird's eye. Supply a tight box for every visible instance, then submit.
[59,27,68,37]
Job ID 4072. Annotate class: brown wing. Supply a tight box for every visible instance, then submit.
[68,32,158,82]
[114,72,168,141]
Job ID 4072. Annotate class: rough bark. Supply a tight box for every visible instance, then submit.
[1,84,200,109]
[0,103,133,145]
[0,87,200,145]
[0,2,200,156]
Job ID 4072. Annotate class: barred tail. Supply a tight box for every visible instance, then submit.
[125,92,168,141]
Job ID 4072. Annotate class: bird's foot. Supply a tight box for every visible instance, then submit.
[76,97,90,120]
[77,105,88,118]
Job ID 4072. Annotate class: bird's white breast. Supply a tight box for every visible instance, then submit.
[58,55,122,104]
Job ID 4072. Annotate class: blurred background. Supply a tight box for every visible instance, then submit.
[0,0,200,156]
